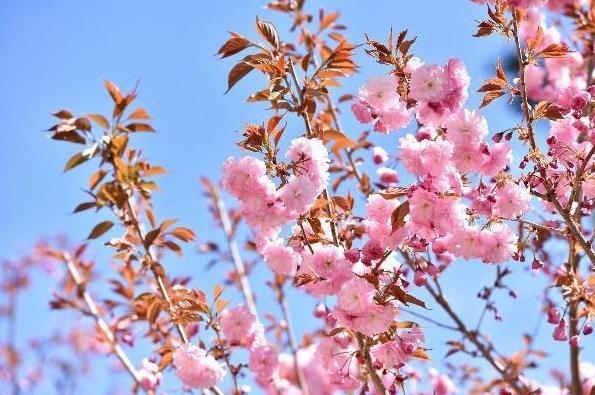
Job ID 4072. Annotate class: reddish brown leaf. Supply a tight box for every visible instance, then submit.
[87,221,114,240]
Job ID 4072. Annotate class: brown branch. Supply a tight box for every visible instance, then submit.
[355,333,387,394]
[61,252,150,394]
[567,242,582,395]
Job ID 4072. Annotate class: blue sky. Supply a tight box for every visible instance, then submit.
[1,0,593,393]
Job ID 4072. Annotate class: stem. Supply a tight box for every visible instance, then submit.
[61,252,149,394]
[567,242,582,395]
[211,187,258,316]
[355,333,387,395]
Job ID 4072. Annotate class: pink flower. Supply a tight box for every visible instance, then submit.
[374,100,411,133]
[173,344,226,389]
[410,64,447,103]
[583,177,595,200]
[138,359,161,391]
[445,109,488,145]
[286,137,330,187]
[452,142,485,174]
[493,182,532,218]
[452,226,482,259]
[351,99,374,123]
[337,277,375,312]
[399,134,453,178]
[429,368,458,395]
[278,175,320,216]
[249,344,279,382]
[479,224,518,263]
[220,305,259,346]
[222,156,275,200]
[261,238,301,276]
[358,75,400,109]
[480,142,512,176]
[310,244,351,281]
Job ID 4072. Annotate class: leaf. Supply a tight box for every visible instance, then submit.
[255,17,279,49]
[391,286,426,308]
[52,109,74,119]
[495,58,507,82]
[390,200,410,234]
[144,227,162,249]
[411,348,430,360]
[216,298,229,313]
[473,21,495,37]
[319,11,340,31]
[323,130,356,152]
[217,35,252,59]
[164,240,182,256]
[225,61,254,93]
[533,101,563,120]
[171,227,196,242]
[479,90,505,108]
[73,202,96,213]
[52,131,85,145]
[128,108,151,120]
[124,122,155,132]
[103,80,123,104]
[539,43,570,59]
[87,113,110,129]
[63,152,88,172]
[213,285,224,301]
[89,169,107,190]
[87,221,114,240]
[74,117,91,131]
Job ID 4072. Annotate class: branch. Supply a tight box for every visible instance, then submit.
[61,252,149,394]
[355,333,387,394]
[211,186,258,316]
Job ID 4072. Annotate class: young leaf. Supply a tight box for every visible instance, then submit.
[87,221,114,240]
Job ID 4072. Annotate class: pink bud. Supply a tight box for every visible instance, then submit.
[499,388,513,395]
[400,340,416,355]
[413,270,427,287]
[333,332,351,348]
[553,319,568,341]
[313,304,327,318]
[583,323,593,335]
[569,335,580,348]
[344,248,360,264]
[351,99,373,123]
[372,146,389,165]
[325,312,337,327]
[378,167,399,185]
[547,308,561,324]
[532,259,544,270]
[571,91,590,111]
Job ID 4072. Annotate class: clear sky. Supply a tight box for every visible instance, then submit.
[1,0,592,393]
